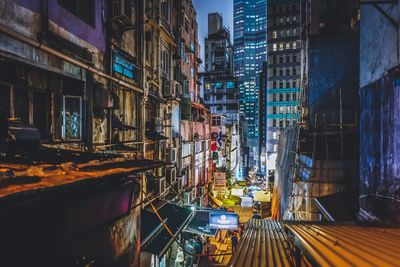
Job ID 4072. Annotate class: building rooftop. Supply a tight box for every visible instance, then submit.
[0,147,167,202]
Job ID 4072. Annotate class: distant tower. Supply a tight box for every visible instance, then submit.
[234,0,267,167]
[203,12,238,125]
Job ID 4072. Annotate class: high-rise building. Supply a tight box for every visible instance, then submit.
[266,0,301,171]
[258,62,268,173]
[208,12,223,36]
[234,0,267,166]
[204,13,238,125]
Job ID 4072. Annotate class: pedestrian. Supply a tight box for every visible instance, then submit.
[184,240,195,267]
[191,238,202,266]
[231,233,238,252]
[175,247,184,267]
[196,235,204,253]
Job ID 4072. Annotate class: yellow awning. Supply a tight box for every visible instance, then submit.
[208,193,224,208]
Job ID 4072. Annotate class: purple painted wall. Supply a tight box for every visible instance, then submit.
[14,0,106,50]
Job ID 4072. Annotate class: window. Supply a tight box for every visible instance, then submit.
[286,93,290,100]
[286,81,291,88]
[183,80,189,94]
[293,68,297,75]
[279,120,283,127]
[280,55,284,63]
[292,80,297,87]
[279,43,284,51]
[293,93,297,100]
[272,31,277,39]
[211,116,221,126]
[273,94,277,101]
[280,68,284,76]
[273,81,277,88]
[161,0,170,22]
[59,0,95,25]
[273,119,277,127]
[63,95,82,140]
[273,43,277,51]
[161,49,170,75]
[293,41,297,49]
[279,93,283,101]
[286,43,290,50]
[293,28,297,35]
[184,18,189,32]
[287,55,291,62]
[273,106,277,114]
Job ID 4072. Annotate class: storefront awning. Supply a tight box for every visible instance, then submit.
[184,210,217,237]
[141,204,193,257]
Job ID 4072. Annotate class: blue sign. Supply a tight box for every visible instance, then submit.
[209,212,238,230]
[226,81,236,89]
[113,53,137,79]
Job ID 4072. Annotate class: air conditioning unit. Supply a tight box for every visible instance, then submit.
[174,81,183,96]
[162,80,175,97]
[167,147,177,163]
[184,191,192,204]
[174,176,183,192]
[112,0,134,30]
[166,167,177,184]
[154,177,166,195]
[151,117,163,133]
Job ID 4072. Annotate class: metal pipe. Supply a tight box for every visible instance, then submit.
[0,24,143,94]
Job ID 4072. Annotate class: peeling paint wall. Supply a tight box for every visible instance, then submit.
[360,74,400,224]
[360,2,400,224]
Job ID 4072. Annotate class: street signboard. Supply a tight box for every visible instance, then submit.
[209,212,238,230]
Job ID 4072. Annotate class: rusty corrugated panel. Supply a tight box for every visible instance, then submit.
[285,223,400,267]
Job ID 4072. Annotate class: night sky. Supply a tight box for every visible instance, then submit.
[193,0,234,68]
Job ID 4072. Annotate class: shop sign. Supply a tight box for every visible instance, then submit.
[231,188,244,197]
[113,52,138,80]
[209,213,238,230]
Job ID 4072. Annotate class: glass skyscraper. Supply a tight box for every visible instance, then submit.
[234,0,267,154]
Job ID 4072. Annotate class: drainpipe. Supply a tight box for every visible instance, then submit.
[39,0,48,39]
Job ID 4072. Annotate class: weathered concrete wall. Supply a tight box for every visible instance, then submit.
[13,0,106,50]
[360,4,400,88]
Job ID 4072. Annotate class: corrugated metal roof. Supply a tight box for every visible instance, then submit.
[228,219,296,267]
[230,219,400,267]
[286,223,400,267]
